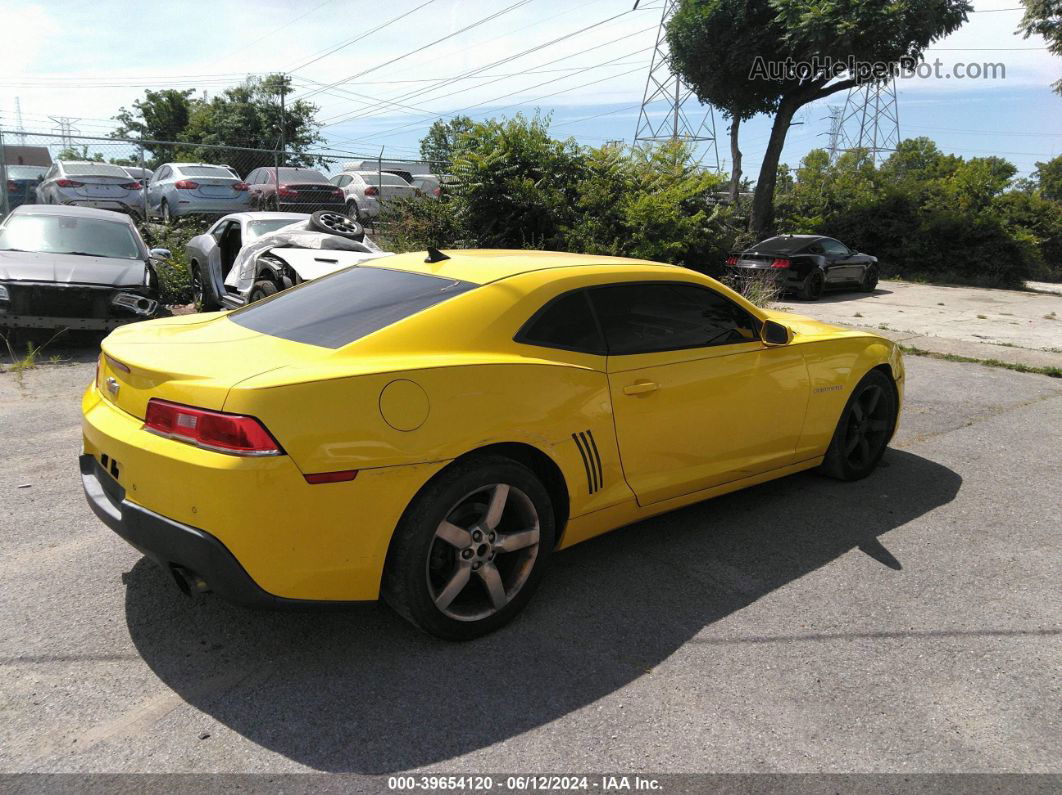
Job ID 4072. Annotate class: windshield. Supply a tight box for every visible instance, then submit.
[357,172,410,187]
[744,236,813,255]
[245,219,306,242]
[63,163,130,178]
[180,165,237,178]
[0,214,142,259]
[229,266,476,348]
[278,168,327,183]
[7,166,47,180]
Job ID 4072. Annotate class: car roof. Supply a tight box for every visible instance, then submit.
[365,249,676,285]
[11,204,137,223]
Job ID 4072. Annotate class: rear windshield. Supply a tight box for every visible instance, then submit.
[356,172,411,187]
[0,213,142,259]
[63,163,130,177]
[180,165,236,178]
[7,166,46,180]
[744,236,812,255]
[277,168,327,183]
[228,266,477,348]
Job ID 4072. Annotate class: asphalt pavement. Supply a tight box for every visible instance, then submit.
[0,352,1059,778]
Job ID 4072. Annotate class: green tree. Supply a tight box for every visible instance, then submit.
[419,116,475,167]
[450,113,586,248]
[1033,154,1062,201]
[180,74,321,175]
[112,88,196,165]
[56,145,103,162]
[1018,0,1062,93]
[667,0,970,236]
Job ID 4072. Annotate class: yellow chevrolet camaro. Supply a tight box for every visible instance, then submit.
[81,249,903,639]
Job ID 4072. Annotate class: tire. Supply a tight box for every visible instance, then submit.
[309,210,364,241]
[248,279,278,303]
[860,265,879,293]
[345,201,361,223]
[798,270,826,301]
[820,369,898,481]
[160,200,172,225]
[383,454,555,640]
[191,263,220,311]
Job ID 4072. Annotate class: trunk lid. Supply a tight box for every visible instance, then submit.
[191,178,243,199]
[73,175,136,199]
[97,313,332,419]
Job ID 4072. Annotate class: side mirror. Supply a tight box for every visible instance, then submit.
[149,247,172,260]
[762,319,791,346]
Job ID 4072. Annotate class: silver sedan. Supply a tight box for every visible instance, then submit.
[146,163,252,222]
[35,161,147,219]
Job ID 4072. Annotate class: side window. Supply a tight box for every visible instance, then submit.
[589,283,760,355]
[822,239,849,256]
[516,290,605,355]
[212,220,233,239]
[806,242,824,255]
[245,169,259,184]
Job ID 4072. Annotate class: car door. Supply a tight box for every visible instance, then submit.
[204,218,236,296]
[147,165,168,211]
[820,238,860,283]
[593,281,810,506]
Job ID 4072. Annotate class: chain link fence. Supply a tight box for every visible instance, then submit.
[0,129,449,223]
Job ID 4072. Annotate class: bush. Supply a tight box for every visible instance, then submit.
[378,195,465,253]
[137,218,200,305]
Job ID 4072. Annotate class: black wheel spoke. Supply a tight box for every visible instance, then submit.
[864,386,881,414]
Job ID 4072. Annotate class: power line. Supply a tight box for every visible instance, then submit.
[229,0,337,57]
[287,0,439,74]
[316,13,651,127]
[294,0,534,102]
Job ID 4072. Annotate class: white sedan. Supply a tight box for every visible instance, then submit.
[184,211,390,310]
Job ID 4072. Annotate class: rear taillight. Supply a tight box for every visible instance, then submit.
[7,180,16,192]
[331,187,343,198]
[277,185,298,198]
[120,181,142,190]
[144,399,282,457]
[770,258,791,269]
[726,256,738,266]
[363,186,379,197]
[232,182,249,191]
[174,180,199,190]
[433,187,441,197]
[55,178,84,188]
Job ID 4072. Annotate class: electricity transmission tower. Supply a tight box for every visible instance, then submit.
[632,0,720,170]
[49,116,81,149]
[829,78,900,164]
[14,98,26,144]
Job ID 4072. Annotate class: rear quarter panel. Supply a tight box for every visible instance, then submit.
[223,361,634,524]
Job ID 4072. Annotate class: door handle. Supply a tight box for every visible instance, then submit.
[623,380,659,396]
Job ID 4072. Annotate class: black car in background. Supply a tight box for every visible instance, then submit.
[725,234,878,300]
[5,165,47,211]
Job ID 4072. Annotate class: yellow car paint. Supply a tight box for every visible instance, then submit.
[83,250,902,602]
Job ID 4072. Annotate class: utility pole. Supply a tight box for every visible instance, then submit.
[632,0,720,170]
[830,79,900,165]
[278,74,287,165]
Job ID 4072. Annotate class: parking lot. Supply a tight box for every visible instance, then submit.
[1,347,1059,778]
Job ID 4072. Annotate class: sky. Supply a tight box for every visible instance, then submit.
[1,0,1060,177]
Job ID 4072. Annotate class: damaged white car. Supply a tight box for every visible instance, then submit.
[184,210,391,310]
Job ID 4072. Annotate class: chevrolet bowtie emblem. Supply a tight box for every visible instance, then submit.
[105,377,120,397]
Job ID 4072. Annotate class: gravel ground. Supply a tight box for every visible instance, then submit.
[0,351,1059,779]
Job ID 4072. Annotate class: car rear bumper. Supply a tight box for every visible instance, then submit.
[58,198,144,216]
[726,264,803,288]
[81,383,447,601]
[169,199,254,215]
[81,453,291,607]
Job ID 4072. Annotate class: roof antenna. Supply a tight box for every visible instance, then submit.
[425,247,451,264]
